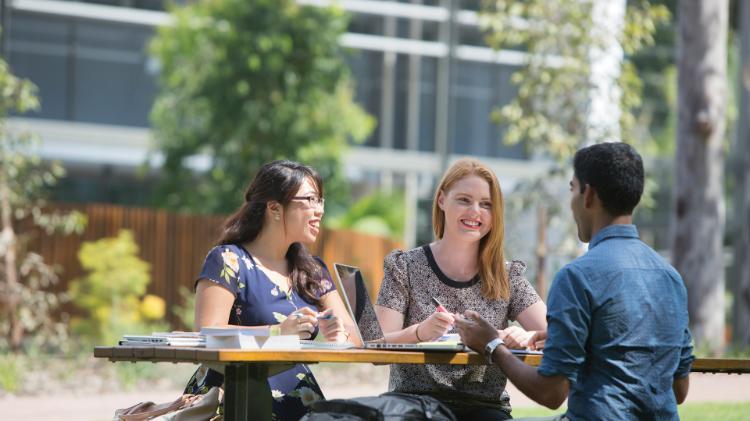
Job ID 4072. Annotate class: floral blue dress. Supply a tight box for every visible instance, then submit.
[184,244,336,421]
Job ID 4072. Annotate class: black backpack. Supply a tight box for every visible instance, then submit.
[301,392,457,421]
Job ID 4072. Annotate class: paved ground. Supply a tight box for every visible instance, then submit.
[0,372,747,420]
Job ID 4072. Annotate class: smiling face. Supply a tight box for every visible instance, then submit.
[437,175,493,243]
[281,177,324,244]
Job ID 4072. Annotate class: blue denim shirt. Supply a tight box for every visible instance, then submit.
[538,224,694,420]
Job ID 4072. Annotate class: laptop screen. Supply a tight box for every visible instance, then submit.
[333,264,386,342]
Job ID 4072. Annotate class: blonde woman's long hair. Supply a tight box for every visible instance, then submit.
[432,158,508,300]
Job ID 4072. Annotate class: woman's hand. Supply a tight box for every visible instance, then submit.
[415,311,455,342]
[279,307,318,339]
[499,325,535,349]
[317,308,348,342]
[527,330,547,350]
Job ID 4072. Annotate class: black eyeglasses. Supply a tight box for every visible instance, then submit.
[291,196,325,208]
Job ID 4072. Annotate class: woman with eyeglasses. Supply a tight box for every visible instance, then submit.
[184,160,360,421]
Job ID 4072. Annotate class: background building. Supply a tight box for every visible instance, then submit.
[8,0,549,246]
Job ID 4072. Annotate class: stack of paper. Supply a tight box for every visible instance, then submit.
[200,326,301,350]
[119,332,205,347]
[413,333,466,351]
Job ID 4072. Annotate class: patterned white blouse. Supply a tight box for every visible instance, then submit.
[376,245,541,410]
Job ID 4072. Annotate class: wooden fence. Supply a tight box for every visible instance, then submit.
[28,203,402,327]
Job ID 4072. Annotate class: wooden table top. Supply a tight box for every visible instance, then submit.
[94,346,750,374]
[95,346,500,365]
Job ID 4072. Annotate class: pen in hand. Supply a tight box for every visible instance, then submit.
[316,308,334,320]
[431,297,448,313]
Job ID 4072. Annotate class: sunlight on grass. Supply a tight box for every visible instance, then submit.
[511,406,564,418]
[511,402,750,419]
[679,402,750,421]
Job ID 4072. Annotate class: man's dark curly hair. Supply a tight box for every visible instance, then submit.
[573,142,644,217]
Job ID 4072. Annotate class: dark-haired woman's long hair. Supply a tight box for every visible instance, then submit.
[217,160,325,306]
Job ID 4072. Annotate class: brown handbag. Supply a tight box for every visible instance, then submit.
[114,386,222,421]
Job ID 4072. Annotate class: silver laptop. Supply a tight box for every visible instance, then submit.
[333,263,465,351]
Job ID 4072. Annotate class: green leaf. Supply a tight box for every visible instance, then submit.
[149,0,373,213]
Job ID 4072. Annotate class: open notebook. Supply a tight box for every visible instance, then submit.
[332,263,465,351]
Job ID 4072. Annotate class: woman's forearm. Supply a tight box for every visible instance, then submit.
[383,322,421,343]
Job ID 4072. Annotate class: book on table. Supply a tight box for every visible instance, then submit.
[200,326,302,350]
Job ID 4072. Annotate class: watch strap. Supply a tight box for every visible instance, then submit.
[484,337,505,364]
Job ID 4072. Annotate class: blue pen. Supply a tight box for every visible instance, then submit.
[317,313,333,320]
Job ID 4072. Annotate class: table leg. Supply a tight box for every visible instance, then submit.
[224,363,272,421]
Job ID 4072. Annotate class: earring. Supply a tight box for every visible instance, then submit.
[274,214,280,221]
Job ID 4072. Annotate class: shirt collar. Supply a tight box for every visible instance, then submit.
[588,224,639,250]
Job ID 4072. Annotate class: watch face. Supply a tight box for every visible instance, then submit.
[485,339,499,363]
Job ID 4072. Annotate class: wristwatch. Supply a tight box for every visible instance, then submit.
[484,337,505,364]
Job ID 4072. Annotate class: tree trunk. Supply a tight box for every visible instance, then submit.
[673,0,728,354]
[0,174,22,351]
[734,0,750,347]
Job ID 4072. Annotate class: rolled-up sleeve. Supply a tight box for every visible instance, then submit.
[675,327,695,378]
[537,265,591,383]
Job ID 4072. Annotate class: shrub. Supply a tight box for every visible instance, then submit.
[68,230,166,345]
[172,286,196,331]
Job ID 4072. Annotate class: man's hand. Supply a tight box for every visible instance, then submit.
[455,310,499,354]
[458,313,567,409]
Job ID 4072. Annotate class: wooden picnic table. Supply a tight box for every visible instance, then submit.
[94,346,750,421]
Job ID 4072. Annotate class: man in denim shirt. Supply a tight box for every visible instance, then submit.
[457,142,694,420]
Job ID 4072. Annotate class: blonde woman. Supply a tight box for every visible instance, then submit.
[375,158,547,420]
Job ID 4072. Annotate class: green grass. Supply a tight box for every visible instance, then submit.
[511,402,750,420]
[0,354,23,393]
[679,402,750,421]
[511,406,561,418]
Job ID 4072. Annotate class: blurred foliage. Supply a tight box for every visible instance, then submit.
[68,230,167,346]
[172,285,196,331]
[149,0,374,214]
[0,349,198,395]
[0,55,87,352]
[0,354,23,393]
[480,0,669,277]
[723,343,750,358]
[627,0,680,158]
[327,191,405,241]
[649,65,677,156]
[140,294,166,321]
[481,0,669,161]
